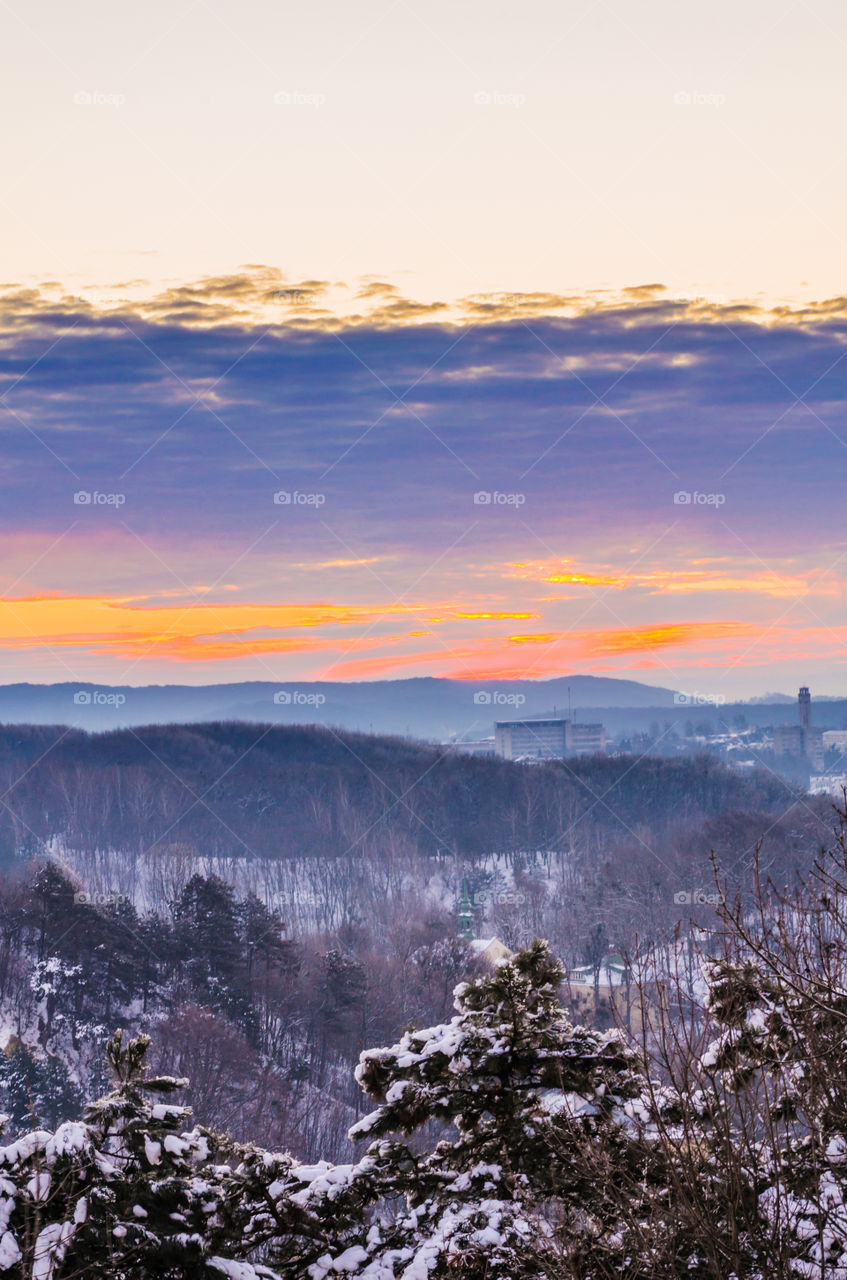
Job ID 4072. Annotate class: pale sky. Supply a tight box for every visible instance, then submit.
[2,0,846,308]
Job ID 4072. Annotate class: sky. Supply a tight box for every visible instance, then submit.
[1,0,846,696]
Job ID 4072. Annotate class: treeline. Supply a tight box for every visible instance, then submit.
[0,720,806,866]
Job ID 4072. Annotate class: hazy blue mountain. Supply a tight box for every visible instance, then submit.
[0,677,842,741]
[0,676,676,737]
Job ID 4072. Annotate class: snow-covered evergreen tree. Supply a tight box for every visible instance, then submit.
[0,1040,83,1133]
[268,940,644,1279]
[0,1030,279,1279]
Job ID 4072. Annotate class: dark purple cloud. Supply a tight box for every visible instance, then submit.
[0,290,845,562]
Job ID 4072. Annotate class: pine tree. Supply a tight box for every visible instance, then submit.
[0,1041,84,1132]
[172,875,255,1036]
[0,1030,279,1279]
[269,941,644,1279]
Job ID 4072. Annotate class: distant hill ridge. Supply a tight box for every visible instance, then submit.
[0,675,676,736]
[0,677,842,739]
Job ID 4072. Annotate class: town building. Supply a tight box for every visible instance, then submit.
[469,937,513,966]
[440,738,496,756]
[456,878,513,966]
[773,724,806,756]
[494,717,606,761]
[773,687,824,771]
[823,730,847,753]
[809,773,847,798]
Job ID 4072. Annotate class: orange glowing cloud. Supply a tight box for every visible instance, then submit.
[0,595,413,647]
[3,586,847,686]
[0,594,540,664]
[545,574,623,587]
[585,621,753,654]
[449,612,537,622]
[321,621,764,680]
[505,559,838,599]
[633,571,837,598]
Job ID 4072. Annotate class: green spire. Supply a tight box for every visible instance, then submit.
[458,876,475,941]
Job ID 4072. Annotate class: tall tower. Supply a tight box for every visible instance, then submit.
[799,686,811,730]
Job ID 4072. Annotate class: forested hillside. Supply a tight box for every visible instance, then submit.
[0,719,806,864]
[0,721,835,1173]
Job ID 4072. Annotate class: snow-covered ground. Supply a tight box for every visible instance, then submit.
[49,839,568,936]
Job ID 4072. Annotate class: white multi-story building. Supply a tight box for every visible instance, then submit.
[494,717,606,761]
[809,774,847,798]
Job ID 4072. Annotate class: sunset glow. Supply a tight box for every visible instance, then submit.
[1,0,846,696]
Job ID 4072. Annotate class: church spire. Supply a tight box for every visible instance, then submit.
[458,876,475,941]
